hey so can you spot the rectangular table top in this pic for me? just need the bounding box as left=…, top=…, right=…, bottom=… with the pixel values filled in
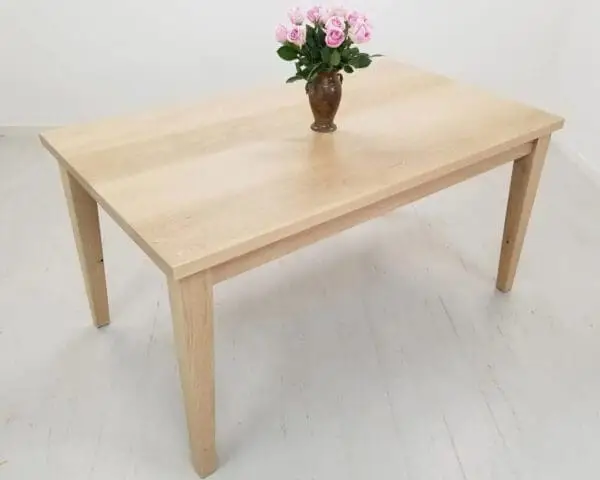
left=41, top=60, right=564, bottom=279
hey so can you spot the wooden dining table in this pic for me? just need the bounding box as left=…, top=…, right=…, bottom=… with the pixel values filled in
left=40, top=60, right=564, bottom=477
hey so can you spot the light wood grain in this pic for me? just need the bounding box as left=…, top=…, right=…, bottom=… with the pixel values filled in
left=60, top=167, right=110, bottom=327
left=497, top=136, right=551, bottom=292
left=168, top=271, right=216, bottom=478
left=213, top=142, right=534, bottom=283
left=40, top=60, right=564, bottom=280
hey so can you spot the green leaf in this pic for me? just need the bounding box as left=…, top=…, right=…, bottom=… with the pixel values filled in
left=351, top=53, right=372, bottom=68
left=286, top=75, right=303, bottom=83
left=301, top=44, right=313, bottom=63
left=330, top=50, right=341, bottom=67
left=307, top=63, right=323, bottom=82
left=297, top=63, right=311, bottom=79
left=348, top=47, right=360, bottom=56
left=358, top=57, right=372, bottom=68
left=277, top=45, right=299, bottom=61
left=369, top=54, right=384, bottom=58
left=315, top=27, right=325, bottom=46
left=343, top=65, right=354, bottom=74
left=320, top=47, right=331, bottom=64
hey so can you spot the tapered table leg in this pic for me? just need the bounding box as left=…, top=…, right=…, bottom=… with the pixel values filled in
left=497, top=136, right=551, bottom=292
left=168, top=271, right=216, bottom=478
left=60, top=167, right=110, bottom=327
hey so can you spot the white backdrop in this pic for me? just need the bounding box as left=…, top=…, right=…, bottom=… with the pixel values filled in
left=0, top=0, right=591, bottom=167
left=548, top=2, right=600, bottom=170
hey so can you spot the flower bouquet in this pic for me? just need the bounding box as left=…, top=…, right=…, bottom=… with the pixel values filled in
left=276, top=6, right=381, bottom=132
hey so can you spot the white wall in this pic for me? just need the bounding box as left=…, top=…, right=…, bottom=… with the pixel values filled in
left=0, top=0, right=569, bottom=126
left=550, top=2, right=600, bottom=170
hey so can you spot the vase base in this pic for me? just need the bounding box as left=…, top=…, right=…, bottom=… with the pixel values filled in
left=311, top=122, right=337, bottom=133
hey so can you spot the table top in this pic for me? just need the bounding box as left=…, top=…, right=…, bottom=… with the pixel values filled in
left=41, top=60, right=564, bottom=279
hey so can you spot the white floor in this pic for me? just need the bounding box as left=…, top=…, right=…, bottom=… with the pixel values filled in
left=1, top=134, right=600, bottom=480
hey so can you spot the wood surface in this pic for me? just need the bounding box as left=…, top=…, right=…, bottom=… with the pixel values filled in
left=40, top=60, right=564, bottom=280
left=60, top=167, right=110, bottom=327
left=497, top=136, right=551, bottom=292
left=168, top=271, right=216, bottom=478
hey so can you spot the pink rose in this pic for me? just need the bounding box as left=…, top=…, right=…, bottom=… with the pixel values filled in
left=287, top=24, right=307, bottom=47
left=306, top=5, right=321, bottom=24
left=346, top=10, right=364, bottom=26
left=325, top=15, right=345, bottom=31
left=287, top=6, right=304, bottom=25
left=349, top=21, right=372, bottom=44
left=275, top=24, right=288, bottom=43
left=325, top=27, right=345, bottom=48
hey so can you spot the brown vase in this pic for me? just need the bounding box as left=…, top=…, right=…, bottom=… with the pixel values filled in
left=306, top=71, right=343, bottom=133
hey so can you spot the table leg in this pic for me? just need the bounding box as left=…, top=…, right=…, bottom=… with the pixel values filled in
left=60, top=167, right=110, bottom=327
left=168, top=271, right=216, bottom=478
left=497, top=136, right=551, bottom=292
